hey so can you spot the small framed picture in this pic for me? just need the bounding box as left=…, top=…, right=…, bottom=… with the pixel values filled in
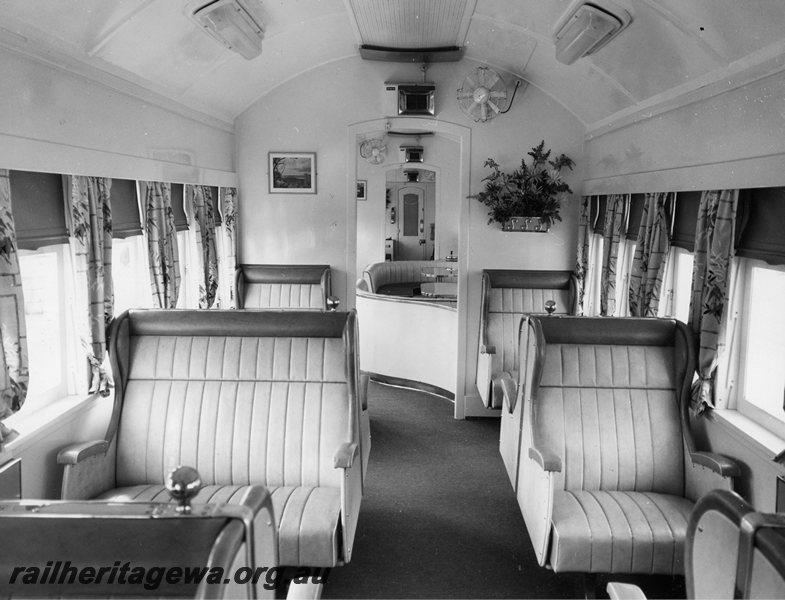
left=356, top=180, right=367, bottom=201
left=269, top=152, right=316, bottom=194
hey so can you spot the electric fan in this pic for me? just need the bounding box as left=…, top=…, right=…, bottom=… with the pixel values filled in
left=456, top=67, right=508, bottom=122
left=360, top=138, right=387, bottom=165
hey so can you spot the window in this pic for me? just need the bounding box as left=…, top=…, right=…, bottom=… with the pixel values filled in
left=112, top=237, right=152, bottom=314
left=670, top=248, right=694, bottom=323
left=15, top=246, right=75, bottom=411
left=737, top=261, right=785, bottom=437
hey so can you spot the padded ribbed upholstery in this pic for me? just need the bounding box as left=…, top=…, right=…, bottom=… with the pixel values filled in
left=96, top=484, right=341, bottom=567
left=539, top=344, right=683, bottom=495
left=551, top=490, right=691, bottom=574
left=539, top=341, right=687, bottom=574
left=235, top=264, right=331, bottom=310
left=104, top=333, right=348, bottom=567
left=478, top=270, right=577, bottom=409
left=487, top=287, right=572, bottom=374
left=243, top=283, right=324, bottom=309
left=363, top=260, right=449, bottom=294
left=62, top=309, right=365, bottom=571
left=116, top=335, right=349, bottom=489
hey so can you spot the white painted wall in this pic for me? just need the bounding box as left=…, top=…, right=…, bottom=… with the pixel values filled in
left=583, top=70, right=785, bottom=193
left=235, top=56, right=585, bottom=407
left=356, top=293, right=458, bottom=396
left=0, top=49, right=235, bottom=185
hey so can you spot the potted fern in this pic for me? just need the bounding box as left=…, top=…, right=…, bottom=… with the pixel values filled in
left=470, top=141, right=575, bottom=232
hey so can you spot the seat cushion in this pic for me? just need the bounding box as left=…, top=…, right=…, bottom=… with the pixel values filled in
left=95, top=484, right=342, bottom=567
left=549, top=490, right=692, bottom=574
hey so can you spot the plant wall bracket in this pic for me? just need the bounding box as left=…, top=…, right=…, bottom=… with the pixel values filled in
left=501, top=216, right=550, bottom=232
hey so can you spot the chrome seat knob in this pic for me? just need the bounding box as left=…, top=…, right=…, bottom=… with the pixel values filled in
left=544, top=300, right=557, bottom=315
left=165, top=466, right=202, bottom=514
left=326, top=296, right=341, bottom=311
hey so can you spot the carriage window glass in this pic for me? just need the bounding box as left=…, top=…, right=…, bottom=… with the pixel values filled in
left=18, top=247, right=67, bottom=408
left=740, top=265, right=785, bottom=427
left=112, top=237, right=153, bottom=314
left=671, top=248, right=694, bottom=324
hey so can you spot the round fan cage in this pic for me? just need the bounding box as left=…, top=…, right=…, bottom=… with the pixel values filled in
left=360, top=138, right=387, bottom=165
left=456, top=67, right=508, bottom=123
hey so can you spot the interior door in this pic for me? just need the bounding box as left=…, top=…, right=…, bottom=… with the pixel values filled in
left=397, top=186, right=426, bottom=260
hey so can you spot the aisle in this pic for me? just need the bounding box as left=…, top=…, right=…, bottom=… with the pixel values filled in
left=322, top=381, right=577, bottom=599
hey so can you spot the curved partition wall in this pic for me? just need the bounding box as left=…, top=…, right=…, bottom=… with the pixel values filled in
left=356, top=283, right=458, bottom=399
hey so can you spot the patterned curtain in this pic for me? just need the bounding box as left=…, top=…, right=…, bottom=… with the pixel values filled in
left=0, top=170, right=28, bottom=444
left=575, top=196, right=592, bottom=315
left=220, top=187, right=238, bottom=308
left=599, top=194, right=628, bottom=316
left=688, top=189, right=738, bottom=412
left=66, top=176, right=113, bottom=396
left=143, top=182, right=180, bottom=309
left=186, top=185, right=218, bottom=309
left=629, top=192, right=671, bottom=317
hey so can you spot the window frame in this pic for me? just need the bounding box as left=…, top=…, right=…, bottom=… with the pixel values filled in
left=11, top=244, right=80, bottom=418
left=731, top=257, right=785, bottom=439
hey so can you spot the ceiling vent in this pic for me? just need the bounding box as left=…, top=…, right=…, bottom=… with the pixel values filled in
left=552, top=0, right=631, bottom=65
left=188, top=0, right=265, bottom=60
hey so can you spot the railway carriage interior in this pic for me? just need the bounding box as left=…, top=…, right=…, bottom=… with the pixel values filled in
left=2, top=0, right=785, bottom=598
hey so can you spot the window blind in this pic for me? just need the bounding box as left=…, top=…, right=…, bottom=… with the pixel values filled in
left=9, top=170, right=68, bottom=250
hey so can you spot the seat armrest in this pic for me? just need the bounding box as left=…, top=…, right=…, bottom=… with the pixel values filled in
left=334, top=442, right=359, bottom=469
left=480, top=345, right=496, bottom=354
left=57, top=440, right=110, bottom=465
left=499, top=374, right=517, bottom=414
left=528, top=447, right=562, bottom=472
left=690, top=451, right=741, bottom=478
left=607, top=582, right=647, bottom=600
left=685, top=450, right=740, bottom=502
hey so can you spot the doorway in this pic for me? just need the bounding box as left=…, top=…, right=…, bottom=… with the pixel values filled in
left=386, top=169, right=436, bottom=261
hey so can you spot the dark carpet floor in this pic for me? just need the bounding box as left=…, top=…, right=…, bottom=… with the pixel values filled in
left=322, top=381, right=579, bottom=599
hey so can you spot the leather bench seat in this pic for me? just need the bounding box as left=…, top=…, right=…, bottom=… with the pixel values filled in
left=235, top=264, right=333, bottom=310
left=362, top=260, right=451, bottom=295
left=58, top=309, right=365, bottom=573
left=518, top=316, right=740, bottom=580
left=97, top=484, right=342, bottom=567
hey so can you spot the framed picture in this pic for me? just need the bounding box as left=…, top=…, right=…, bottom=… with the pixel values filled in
left=269, top=152, right=316, bottom=193
left=356, top=180, right=367, bottom=201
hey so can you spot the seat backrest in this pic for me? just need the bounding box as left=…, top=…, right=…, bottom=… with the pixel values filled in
left=480, top=270, right=577, bottom=374
left=235, top=264, right=331, bottom=309
left=362, top=260, right=449, bottom=294
left=109, top=309, right=360, bottom=490
left=0, top=495, right=267, bottom=598
left=528, top=316, right=694, bottom=495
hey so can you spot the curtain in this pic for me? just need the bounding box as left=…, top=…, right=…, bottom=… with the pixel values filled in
left=688, top=189, right=738, bottom=412
left=186, top=185, right=218, bottom=309
left=143, top=182, right=181, bottom=309
left=629, top=192, right=671, bottom=317
left=575, top=196, right=592, bottom=315
left=0, top=170, right=28, bottom=444
left=66, top=176, right=113, bottom=396
left=219, top=187, right=238, bottom=308
left=599, top=194, right=628, bottom=316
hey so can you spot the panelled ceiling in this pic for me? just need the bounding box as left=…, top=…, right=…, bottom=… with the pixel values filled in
left=346, top=0, right=474, bottom=49
left=1, top=0, right=784, bottom=129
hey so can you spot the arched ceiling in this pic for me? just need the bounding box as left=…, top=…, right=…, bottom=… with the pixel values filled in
left=1, top=0, right=784, bottom=130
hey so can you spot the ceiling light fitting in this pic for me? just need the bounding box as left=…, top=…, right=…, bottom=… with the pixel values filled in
left=188, top=0, right=265, bottom=60
left=552, top=0, right=631, bottom=65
